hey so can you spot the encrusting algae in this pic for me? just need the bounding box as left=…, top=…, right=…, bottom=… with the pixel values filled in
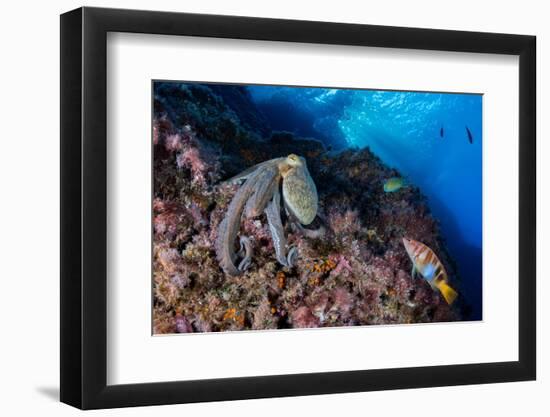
left=152, top=82, right=466, bottom=334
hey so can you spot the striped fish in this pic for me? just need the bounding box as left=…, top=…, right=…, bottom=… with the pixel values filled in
left=402, top=238, right=458, bottom=305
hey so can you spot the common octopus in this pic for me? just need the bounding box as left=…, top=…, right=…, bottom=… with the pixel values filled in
left=216, top=154, right=318, bottom=276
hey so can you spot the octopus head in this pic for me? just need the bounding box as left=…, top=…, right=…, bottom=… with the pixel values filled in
left=286, top=154, right=303, bottom=167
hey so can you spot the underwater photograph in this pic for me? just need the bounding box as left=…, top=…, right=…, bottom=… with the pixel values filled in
left=152, top=80, right=482, bottom=334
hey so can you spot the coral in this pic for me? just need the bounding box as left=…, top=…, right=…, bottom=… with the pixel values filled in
left=152, top=82, right=463, bottom=335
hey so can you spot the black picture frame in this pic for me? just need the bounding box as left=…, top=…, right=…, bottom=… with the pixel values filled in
left=60, top=6, right=536, bottom=410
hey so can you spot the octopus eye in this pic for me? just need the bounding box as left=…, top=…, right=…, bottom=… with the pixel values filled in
left=287, top=154, right=301, bottom=165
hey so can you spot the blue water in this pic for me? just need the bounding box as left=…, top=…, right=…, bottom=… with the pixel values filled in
left=247, top=85, right=482, bottom=320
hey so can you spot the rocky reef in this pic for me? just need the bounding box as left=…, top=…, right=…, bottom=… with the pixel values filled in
left=152, top=82, right=463, bottom=334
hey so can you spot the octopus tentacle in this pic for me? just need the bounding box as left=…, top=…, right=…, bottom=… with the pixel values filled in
left=224, top=158, right=283, bottom=185
left=244, top=164, right=279, bottom=218
left=292, top=221, right=326, bottom=239
left=287, top=245, right=298, bottom=267
left=285, top=204, right=326, bottom=238
left=237, top=236, right=253, bottom=272
left=265, top=185, right=293, bottom=268
left=215, top=168, right=263, bottom=276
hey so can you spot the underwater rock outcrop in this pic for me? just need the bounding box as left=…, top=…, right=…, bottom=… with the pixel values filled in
left=152, top=82, right=463, bottom=334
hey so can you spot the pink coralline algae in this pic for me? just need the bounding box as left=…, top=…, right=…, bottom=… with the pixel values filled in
left=164, top=133, right=183, bottom=152
left=175, top=315, right=194, bottom=333
left=176, top=147, right=204, bottom=172
left=330, top=255, right=353, bottom=277
left=291, top=306, right=321, bottom=328
left=152, top=82, right=463, bottom=334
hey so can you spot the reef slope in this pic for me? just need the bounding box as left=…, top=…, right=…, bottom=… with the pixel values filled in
left=152, top=82, right=462, bottom=333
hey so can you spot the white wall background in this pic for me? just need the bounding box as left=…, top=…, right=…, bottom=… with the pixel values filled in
left=0, top=0, right=545, bottom=415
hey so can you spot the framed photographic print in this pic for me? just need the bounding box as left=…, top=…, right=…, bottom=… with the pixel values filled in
left=60, top=7, right=536, bottom=409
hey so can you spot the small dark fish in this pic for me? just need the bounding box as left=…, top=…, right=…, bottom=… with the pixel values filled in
left=440, top=127, right=444, bottom=138
left=465, top=126, right=474, bottom=144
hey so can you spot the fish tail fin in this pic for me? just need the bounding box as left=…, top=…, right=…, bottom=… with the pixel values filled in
left=436, top=281, right=458, bottom=305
